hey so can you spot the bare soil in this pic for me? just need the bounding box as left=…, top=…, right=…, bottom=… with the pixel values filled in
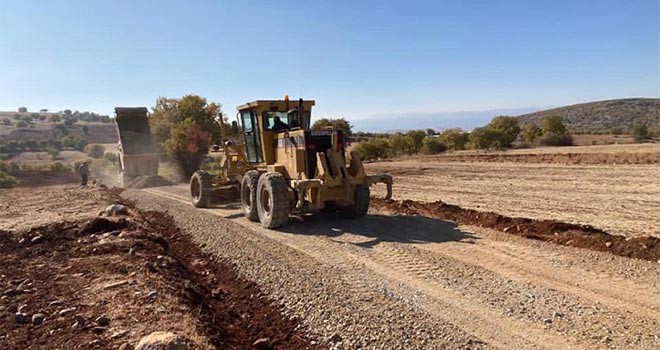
left=0, top=185, right=322, bottom=350
left=366, top=160, right=660, bottom=238
left=372, top=198, right=660, bottom=262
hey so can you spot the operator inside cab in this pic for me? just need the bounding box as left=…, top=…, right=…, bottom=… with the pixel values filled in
left=271, top=115, right=289, bottom=131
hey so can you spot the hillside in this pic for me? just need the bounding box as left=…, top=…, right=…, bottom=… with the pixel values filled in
left=516, top=98, right=660, bottom=133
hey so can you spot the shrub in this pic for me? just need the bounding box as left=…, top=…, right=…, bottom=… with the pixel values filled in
left=48, top=114, right=61, bottom=123
left=542, top=115, right=567, bottom=135
left=353, top=138, right=391, bottom=161
left=0, top=170, right=17, bottom=189
left=469, top=127, right=503, bottom=150
left=421, top=137, right=447, bottom=155
left=1, top=118, right=10, bottom=126
left=487, top=116, right=520, bottom=148
left=522, top=124, right=542, bottom=143
left=47, top=148, right=60, bottom=160
left=16, top=121, right=28, bottom=128
left=538, top=132, right=574, bottom=146
left=632, top=124, right=650, bottom=142
left=438, top=128, right=469, bottom=150
left=84, top=144, right=105, bottom=158
left=49, top=162, right=70, bottom=172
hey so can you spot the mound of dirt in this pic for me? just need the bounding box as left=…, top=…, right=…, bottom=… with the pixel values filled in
left=0, top=186, right=322, bottom=349
left=372, top=198, right=660, bottom=262
left=124, top=175, right=173, bottom=189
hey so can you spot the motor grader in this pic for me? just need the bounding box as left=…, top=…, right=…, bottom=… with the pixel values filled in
left=189, top=97, right=393, bottom=229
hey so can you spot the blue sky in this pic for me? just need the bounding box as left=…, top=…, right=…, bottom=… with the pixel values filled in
left=0, top=0, right=658, bottom=122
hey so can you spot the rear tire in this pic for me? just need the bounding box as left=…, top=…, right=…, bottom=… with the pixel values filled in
left=241, top=170, right=260, bottom=222
left=340, top=185, right=370, bottom=218
left=190, top=171, right=212, bottom=208
left=257, top=172, right=290, bottom=229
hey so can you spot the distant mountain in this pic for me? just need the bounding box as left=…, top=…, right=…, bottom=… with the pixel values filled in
left=516, top=98, right=660, bottom=133
left=352, top=107, right=546, bottom=132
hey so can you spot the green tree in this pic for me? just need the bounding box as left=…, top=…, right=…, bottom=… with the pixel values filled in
left=632, top=124, right=650, bottom=142
left=16, top=121, right=28, bottom=128
left=312, top=118, right=354, bottom=138
left=522, top=124, right=543, bottom=143
left=542, top=115, right=567, bottom=135
left=421, top=137, right=447, bottom=155
left=84, top=144, right=105, bottom=158
left=353, top=138, right=391, bottom=161
left=18, top=107, right=27, bottom=113
left=488, top=116, right=520, bottom=148
left=0, top=170, right=17, bottom=189
left=82, top=125, right=89, bottom=135
left=406, top=130, right=427, bottom=154
left=52, top=124, right=69, bottom=139
left=439, top=128, right=470, bottom=150
left=388, top=133, right=412, bottom=156
left=469, top=127, right=502, bottom=150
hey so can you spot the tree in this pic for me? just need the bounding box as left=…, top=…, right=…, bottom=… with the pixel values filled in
left=63, top=109, right=72, bottom=116
left=63, top=116, right=77, bottom=126
left=82, top=125, right=89, bottom=135
left=312, top=118, right=354, bottom=138
left=48, top=114, right=61, bottom=123
left=62, top=136, right=88, bottom=151
left=633, top=124, right=650, bottom=142
left=163, top=119, right=211, bottom=177
left=538, top=132, right=573, bottom=146
left=16, top=121, right=28, bottom=128
left=426, top=128, right=436, bottom=136
left=488, top=116, right=520, bottom=148
left=406, top=130, right=427, bottom=154
left=388, top=133, right=412, bottom=156
left=522, top=124, right=542, bottom=143
left=18, top=107, right=27, bottom=113
left=1, top=118, right=10, bottom=126
left=84, top=144, right=105, bottom=158
left=439, top=128, right=469, bottom=150
left=52, top=124, right=69, bottom=139
left=353, top=138, right=391, bottom=161
left=421, top=137, right=447, bottom=154
left=542, top=115, right=567, bottom=135
left=469, top=127, right=502, bottom=150
left=40, top=109, right=48, bottom=113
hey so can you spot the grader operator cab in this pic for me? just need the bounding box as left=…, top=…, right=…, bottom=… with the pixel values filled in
left=190, top=98, right=393, bottom=229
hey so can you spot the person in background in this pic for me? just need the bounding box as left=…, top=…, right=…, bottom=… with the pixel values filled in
left=78, top=161, right=90, bottom=187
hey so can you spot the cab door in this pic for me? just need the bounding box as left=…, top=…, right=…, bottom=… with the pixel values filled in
left=240, top=110, right=263, bottom=163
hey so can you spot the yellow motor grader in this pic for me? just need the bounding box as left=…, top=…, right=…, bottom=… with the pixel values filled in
left=190, top=97, right=393, bottom=229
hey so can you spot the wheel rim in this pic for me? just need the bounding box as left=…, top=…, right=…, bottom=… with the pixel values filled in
left=191, top=177, right=201, bottom=200
left=260, top=187, right=271, bottom=215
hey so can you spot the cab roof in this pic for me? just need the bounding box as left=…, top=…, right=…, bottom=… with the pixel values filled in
left=236, top=99, right=315, bottom=111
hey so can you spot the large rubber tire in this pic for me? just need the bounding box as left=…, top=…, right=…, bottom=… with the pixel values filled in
left=256, top=173, right=290, bottom=229
left=340, top=185, right=370, bottom=218
left=240, top=170, right=260, bottom=222
left=190, top=171, right=212, bottom=208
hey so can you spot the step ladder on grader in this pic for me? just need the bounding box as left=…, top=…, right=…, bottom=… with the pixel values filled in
left=190, top=97, right=393, bottom=229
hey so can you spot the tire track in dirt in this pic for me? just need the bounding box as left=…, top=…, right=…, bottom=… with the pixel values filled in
left=142, top=188, right=594, bottom=349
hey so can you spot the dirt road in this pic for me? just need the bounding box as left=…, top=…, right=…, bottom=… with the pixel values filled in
left=365, top=160, right=660, bottom=238
left=126, top=185, right=660, bottom=350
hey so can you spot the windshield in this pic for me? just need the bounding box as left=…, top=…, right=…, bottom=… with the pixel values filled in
left=262, top=111, right=297, bottom=131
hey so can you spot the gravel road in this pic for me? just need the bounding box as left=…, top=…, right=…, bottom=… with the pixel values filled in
left=124, top=185, right=660, bottom=350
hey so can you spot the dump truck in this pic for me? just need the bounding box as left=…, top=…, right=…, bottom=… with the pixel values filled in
left=190, top=98, right=392, bottom=229
left=114, top=107, right=159, bottom=186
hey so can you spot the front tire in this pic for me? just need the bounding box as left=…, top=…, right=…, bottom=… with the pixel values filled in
left=190, top=171, right=212, bottom=208
left=241, top=170, right=260, bottom=222
left=340, top=185, right=370, bottom=218
left=256, top=173, right=290, bottom=229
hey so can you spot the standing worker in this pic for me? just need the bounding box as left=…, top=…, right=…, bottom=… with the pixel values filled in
left=78, top=161, right=90, bottom=187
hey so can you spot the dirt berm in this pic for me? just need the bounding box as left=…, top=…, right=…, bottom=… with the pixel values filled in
left=372, top=198, right=660, bottom=262
left=0, top=186, right=322, bottom=349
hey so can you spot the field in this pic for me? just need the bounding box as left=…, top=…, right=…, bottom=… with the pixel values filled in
left=2, top=142, right=659, bottom=350
left=366, top=146, right=660, bottom=238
